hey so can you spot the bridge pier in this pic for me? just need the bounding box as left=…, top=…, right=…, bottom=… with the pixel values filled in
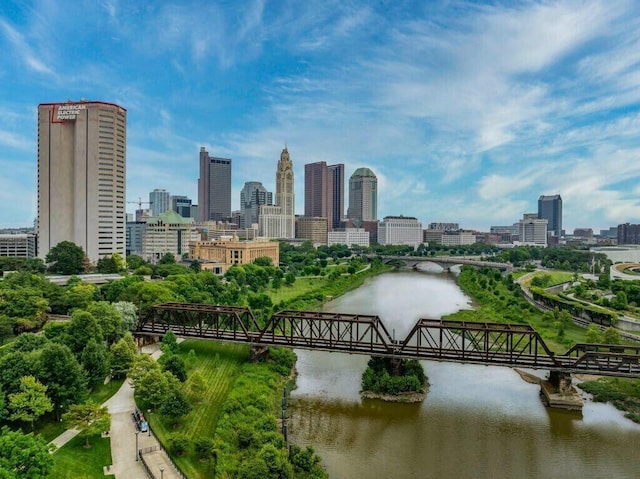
left=540, top=371, right=582, bottom=411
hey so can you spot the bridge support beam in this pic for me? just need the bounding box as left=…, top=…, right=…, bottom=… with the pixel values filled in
left=540, top=371, right=582, bottom=411
left=251, top=345, right=270, bottom=362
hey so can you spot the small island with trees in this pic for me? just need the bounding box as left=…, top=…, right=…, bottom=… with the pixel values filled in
left=361, top=357, right=428, bottom=403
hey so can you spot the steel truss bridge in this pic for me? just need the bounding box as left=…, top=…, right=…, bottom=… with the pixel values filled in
left=135, top=303, right=640, bottom=378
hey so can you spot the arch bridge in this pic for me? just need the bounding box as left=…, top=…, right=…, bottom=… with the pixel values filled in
left=373, top=255, right=512, bottom=272
left=135, top=303, right=640, bottom=378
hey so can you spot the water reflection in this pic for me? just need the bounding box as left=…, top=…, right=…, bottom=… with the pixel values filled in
left=289, top=271, right=640, bottom=479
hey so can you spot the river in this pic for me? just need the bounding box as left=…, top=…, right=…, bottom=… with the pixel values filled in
left=288, top=270, right=640, bottom=479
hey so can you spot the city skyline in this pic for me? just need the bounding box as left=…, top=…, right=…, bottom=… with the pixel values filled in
left=1, top=1, right=640, bottom=231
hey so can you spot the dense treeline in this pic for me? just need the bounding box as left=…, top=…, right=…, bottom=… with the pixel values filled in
left=211, top=348, right=327, bottom=479
left=494, top=246, right=611, bottom=271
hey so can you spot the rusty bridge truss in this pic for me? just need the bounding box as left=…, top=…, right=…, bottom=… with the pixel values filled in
left=135, top=303, right=640, bottom=378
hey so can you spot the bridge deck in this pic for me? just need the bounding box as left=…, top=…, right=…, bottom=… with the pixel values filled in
left=135, top=303, right=640, bottom=378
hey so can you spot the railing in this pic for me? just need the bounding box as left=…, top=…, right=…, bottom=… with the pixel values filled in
left=135, top=303, right=640, bottom=378
left=138, top=435, right=188, bottom=479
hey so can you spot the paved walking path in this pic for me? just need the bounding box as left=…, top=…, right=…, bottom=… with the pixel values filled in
left=48, top=342, right=182, bottom=478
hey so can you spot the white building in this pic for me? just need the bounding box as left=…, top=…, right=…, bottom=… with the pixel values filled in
left=378, top=216, right=422, bottom=248
left=37, top=100, right=126, bottom=263
left=142, top=210, right=200, bottom=263
left=518, top=213, right=548, bottom=246
left=441, top=231, right=476, bottom=246
left=0, top=234, right=37, bottom=258
left=328, top=228, right=370, bottom=247
left=258, top=205, right=290, bottom=239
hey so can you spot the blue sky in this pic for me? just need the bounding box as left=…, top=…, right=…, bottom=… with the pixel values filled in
left=1, top=0, right=640, bottom=232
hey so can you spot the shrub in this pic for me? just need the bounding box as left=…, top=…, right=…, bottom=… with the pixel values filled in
left=169, top=433, right=190, bottom=456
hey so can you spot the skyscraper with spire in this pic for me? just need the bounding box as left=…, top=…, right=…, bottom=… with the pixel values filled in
left=259, top=146, right=296, bottom=239
left=275, top=146, right=295, bottom=238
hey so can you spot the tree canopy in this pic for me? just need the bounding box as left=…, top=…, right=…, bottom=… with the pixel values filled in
left=45, top=241, right=86, bottom=275
left=0, top=426, right=53, bottom=479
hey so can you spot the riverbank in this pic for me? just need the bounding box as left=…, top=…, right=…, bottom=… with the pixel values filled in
left=269, top=261, right=393, bottom=310
left=451, top=267, right=640, bottom=421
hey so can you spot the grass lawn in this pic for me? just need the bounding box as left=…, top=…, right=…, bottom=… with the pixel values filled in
left=33, top=415, right=67, bottom=443
left=266, top=277, right=327, bottom=304
left=91, top=377, right=125, bottom=405
left=143, top=340, right=250, bottom=479
left=50, top=433, right=112, bottom=479
left=520, top=270, right=574, bottom=288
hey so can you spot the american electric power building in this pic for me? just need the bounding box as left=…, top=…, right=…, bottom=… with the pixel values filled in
left=37, top=101, right=127, bottom=263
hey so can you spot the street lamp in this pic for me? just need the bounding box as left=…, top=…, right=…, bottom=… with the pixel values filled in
left=148, top=409, right=152, bottom=436
left=160, top=466, right=165, bottom=479
left=135, top=431, right=140, bottom=461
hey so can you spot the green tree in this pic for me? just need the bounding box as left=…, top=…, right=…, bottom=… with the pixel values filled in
left=189, top=260, right=201, bottom=273
left=45, top=241, right=86, bottom=275
left=0, top=391, right=6, bottom=422
left=158, top=252, right=176, bottom=265
left=109, top=336, right=137, bottom=379
left=0, top=315, right=13, bottom=346
left=81, top=339, right=110, bottom=387
left=62, top=402, right=110, bottom=448
left=112, top=301, right=138, bottom=331
left=284, top=272, right=296, bottom=286
left=128, top=354, right=159, bottom=386
left=254, top=257, right=273, bottom=267
left=61, top=282, right=97, bottom=312
left=8, top=376, right=54, bottom=431
left=612, top=291, right=628, bottom=310
left=184, top=370, right=207, bottom=403
left=168, top=433, right=190, bottom=456
left=136, top=369, right=177, bottom=410
left=0, top=426, right=53, bottom=479
left=96, top=255, right=119, bottom=274
left=66, top=311, right=103, bottom=354
left=159, top=388, right=191, bottom=425
left=126, top=254, right=147, bottom=270
left=87, top=301, right=124, bottom=345
left=0, top=351, right=37, bottom=395
left=603, top=327, right=621, bottom=345
left=585, top=324, right=603, bottom=344
left=36, top=343, right=88, bottom=419
left=161, top=330, right=180, bottom=355
left=162, top=355, right=187, bottom=382
left=193, top=437, right=216, bottom=461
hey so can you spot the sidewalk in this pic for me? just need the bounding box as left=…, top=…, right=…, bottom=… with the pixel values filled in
left=48, top=341, right=182, bottom=478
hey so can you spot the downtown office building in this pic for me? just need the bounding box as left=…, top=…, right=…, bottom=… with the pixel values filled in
left=37, top=101, right=126, bottom=263
left=198, top=147, right=231, bottom=222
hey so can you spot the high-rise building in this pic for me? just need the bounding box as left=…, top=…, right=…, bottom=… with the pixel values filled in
left=304, top=162, right=344, bottom=230
left=328, top=164, right=345, bottom=229
left=519, top=213, right=548, bottom=245
left=198, top=147, right=231, bottom=222
left=538, top=194, right=562, bottom=238
left=149, top=189, right=170, bottom=217
left=347, top=167, right=377, bottom=223
left=275, top=147, right=295, bottom=238
left=37, top=100, right=126, bottom=263
left=618, top=223, right=640, bottom=245
left=171, top=195, right=193, bottom=218
left=240, top=182, right=272, bottom=228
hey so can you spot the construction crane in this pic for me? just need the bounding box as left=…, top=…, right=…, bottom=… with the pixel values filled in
left=127, top=197, right=153, bottom=209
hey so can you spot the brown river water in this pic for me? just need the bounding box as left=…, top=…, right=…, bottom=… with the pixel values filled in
left=288, top=271, right=640, bottom=479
